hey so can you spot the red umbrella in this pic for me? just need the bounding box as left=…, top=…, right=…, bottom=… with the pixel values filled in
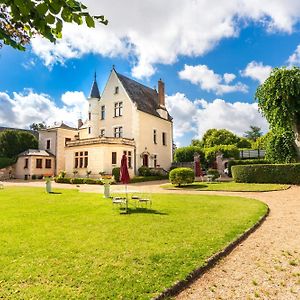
left=120, top=154, right=130, bottom=184
left=120, top=154, right=130, bottom=212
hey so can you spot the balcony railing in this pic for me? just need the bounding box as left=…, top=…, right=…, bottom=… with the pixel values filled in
left=65, top=136, right=135, bottom=147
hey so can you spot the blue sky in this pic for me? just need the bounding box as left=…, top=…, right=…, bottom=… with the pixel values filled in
left=1, top=0, right=300, bottom=146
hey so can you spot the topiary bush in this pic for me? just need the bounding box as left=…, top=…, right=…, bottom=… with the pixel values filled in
left=232, top=163, right=300, bottom=184
left=85, top=178, right=102, bottom=185
left=169, top=167, right=195, bottom=187
left=112, top=167, right=120, bottom=182
left=54, top=177, right=71, bottom=184
left=138, top=166, right=151, bottom=176
left=227, top=159, right=271, bottom=177
left=70, top=178, right=85, bottom=184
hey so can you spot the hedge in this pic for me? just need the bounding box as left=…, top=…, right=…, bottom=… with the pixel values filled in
left=169, top=167, right=195, bottom=186
left=54, top=177, right=103, bottom=185
left=0, top=157, right=16, bottom=169
left=227, top=159, right=270, bottom=177
left=130, top=175, right=168, bottom=183
left=232, top=163, right=300, bottom=184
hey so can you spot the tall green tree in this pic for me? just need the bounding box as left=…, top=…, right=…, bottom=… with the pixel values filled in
left=256, top=67, right=300, bottom=162
left=244, top=126, right=262, bottom=141
left=202, top=129, right=240, bottom=148
left=0, top=130, right=38, bottom=157
left=0, top=0, right=108, bottom=50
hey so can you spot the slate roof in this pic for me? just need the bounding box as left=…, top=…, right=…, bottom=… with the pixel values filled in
left=116, top=72, right=172, bottom=121
left=18, top=149, right=55, bottom=157
left=0, top=126, right=39, bottom=138
left=89, top=74, right=101, bottom=99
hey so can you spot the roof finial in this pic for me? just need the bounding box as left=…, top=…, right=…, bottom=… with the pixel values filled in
left=94, top=71, right=97, bottom=81
left=112, top=64, right=115, bottom=70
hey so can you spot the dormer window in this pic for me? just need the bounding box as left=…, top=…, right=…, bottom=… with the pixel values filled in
left=114, top=102, right=123, bottom=117
left=114, top=86, right=119, bottom=94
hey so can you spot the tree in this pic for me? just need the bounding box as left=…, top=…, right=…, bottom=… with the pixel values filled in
left=236, top=137, right=252, bottom=149
left=244, top=126, right=262, bottom=141
left=29, top=122, right=47, bottom=131
left=202, top=129, right=239, bottom=148
left=0, top=130, right=38, bottom=157
left=256, top=67, right=300, bottom=162
left=0, top=0, right=108, bottom=50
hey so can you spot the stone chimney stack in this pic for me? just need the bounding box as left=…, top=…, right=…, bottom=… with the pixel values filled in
left=78, top=118, right=83, bottom=129
left=158, top=79, right=165, bottom=107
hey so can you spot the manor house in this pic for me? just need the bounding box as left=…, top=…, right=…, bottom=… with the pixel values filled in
left=16, top=68, right=173, bottom=179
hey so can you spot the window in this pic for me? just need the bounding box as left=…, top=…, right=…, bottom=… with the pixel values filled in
left=153, top=129, right=157, bottom=144
left=114, top=102, right=123, bottom=117
left=24, top=158, right=28, bottom=169
left=123, top=150, right=132, bottom=168
left=88, top=112, right=91, bottom=120
left=114, top=126, right=123, bottom=138
left=88, top=127, right=91, bottom=134
left=162, top=132, right=167, bottom=146
left=65, top=138, right=71, bottom=146
left=112, top=152, right=117, bottom=165
left=153, top=155, right=157, bottom=168
left=114, top=86, right=119, bottom=94
left=45, top=159, right=52, bottom=169
left=74, top=151, right=88, bottom=168
left=46, top=139, right=51, bottom=150
left=101, top=105, right=105, bottom=120
left=36, top=159, right=42, bottom=169
left=100, top=129, right=105, bottom=137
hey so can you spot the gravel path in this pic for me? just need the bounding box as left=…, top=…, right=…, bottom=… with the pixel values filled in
left=2, top=180, right=300, bottom=299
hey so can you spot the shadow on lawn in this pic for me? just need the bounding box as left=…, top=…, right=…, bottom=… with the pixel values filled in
left=48, top=192, right=62, bottom=194
left=176, top=184, right=209, bottom=189
left=122, top=208, right=168, bottom=215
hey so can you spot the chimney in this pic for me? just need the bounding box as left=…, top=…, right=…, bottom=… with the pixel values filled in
left=78, top=118, right=83, bottom=129
left=158, top=79, right=165, bottom=107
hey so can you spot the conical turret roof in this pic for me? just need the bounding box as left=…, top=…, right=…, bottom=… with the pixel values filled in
left=89, top=72, right=100, bottom=99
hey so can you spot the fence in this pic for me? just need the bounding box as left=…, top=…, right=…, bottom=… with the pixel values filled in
left=239, top=149, right=265, bottom=159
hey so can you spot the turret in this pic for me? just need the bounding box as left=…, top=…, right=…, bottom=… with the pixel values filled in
left=88, top=72, right=100, bottom=137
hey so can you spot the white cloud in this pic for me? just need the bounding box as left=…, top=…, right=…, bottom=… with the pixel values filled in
left=166, top=93, right=269, bottom=144
left=30, top=0, right=300, bottom=78
left=178, top=64, right=248, bottom=95
left=0, top=90, right=88, bottom=128
left=241, top=61, right=272, bottom=83
left=287, top=45, right=300, bottom=65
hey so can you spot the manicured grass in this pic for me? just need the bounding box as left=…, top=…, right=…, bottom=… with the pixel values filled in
left=0, top=187, right=267, bottom=299
left=162, top=181, right=289, bottom=192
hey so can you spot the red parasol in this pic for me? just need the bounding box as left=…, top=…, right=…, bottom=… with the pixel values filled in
left=120, top=154, right=130, bottom=184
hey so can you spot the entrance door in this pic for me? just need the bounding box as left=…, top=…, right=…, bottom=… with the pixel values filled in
left=143, top=154, right=149, bottom=167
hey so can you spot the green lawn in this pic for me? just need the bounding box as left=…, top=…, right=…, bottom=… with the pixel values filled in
left=0, top=187, right=267, bottom=299
left=162, top=181, right=289, bottom=192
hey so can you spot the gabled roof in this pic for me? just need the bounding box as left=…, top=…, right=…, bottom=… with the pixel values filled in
left=89, top=73, right=101, bottom=99
left=115, top=72, right=172, bottom=121
left=39, top=122, right=77, bottom=131
left=18, top=149, right=55, bottom=157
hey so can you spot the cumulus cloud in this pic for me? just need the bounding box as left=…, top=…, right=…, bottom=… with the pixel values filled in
left=0, top=90, right=88, bottom=128
left=241, top=61, right=272, bottom=83
left=287, top=44, right=300, bottom=66
left=166, top=93, right=269, bottom=143
left=178, top=64, right=248, bottom=95
left=30, top=0, right=300, bottom=78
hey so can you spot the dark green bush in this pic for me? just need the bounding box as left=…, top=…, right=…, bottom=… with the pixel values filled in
left=232, top=163, right=300, bottom=184
left=85, top=178, right=102, bottom=185
left=207, top=169, right=220, bottom=180
left=70, top=178, right=85, bottom=184
left=174, top=146, right=205, bottom=163
left=0, top=157, right=16, bottom=169
left=138, top=166, right=151, bottom=176
left=112, top=167, right=120, bottom=182
left=204, top=145, right=239, bottom=166
left=227, top=159, right=270, bottom=177
left=31, top=175, right=36, bottom=180
left=169, top=167, right=195, bottom=186
left=55, top=177, right=71, bottom=184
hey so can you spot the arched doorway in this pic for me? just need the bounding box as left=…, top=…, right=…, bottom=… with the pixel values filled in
left=143, top=154, right=149, bottom=167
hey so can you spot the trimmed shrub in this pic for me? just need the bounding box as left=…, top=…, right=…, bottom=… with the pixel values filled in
left=138, top=166, right=151, bottom=176
left=32, top=175, right=36, bottom=180
left=54, top=177, right=71, bottom=184
left=207, top=169, right=220, bottom=180
left=70, top=178, right=85, bottom=184
left=227, top=159, right=270, bottom=177
left=169, top=167, right=195, bottom=186
left=232, top=163, right=300, bottom=184
left=85, top=178, right=103, bottom=185
left=112, top=167, right=120, bottom=182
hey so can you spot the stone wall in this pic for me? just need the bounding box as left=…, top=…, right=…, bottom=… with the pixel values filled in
left=0, top=165, right=14, bottom=180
